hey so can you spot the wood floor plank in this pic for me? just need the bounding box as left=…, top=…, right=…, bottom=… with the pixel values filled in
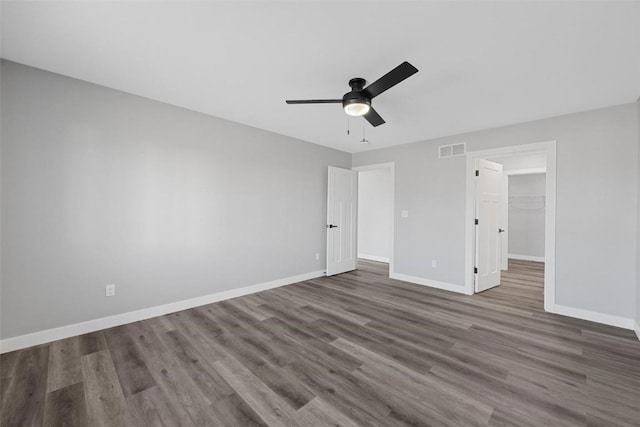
left=81, top=350, right=128, bottom=427
left=144, top=349, right=221, bottom=425
left=43, top=381, right=88, bottom=426
left=126, top=385, right=194, bottom=427
left=212, top=302, right=295, bottom=367
left=165, top=310, right=229, bottom=363
left=212, top=393, right=269, bottom=427
left=147, top=315, right=177, bottom=337
left=428, top=363, right=587, bottom=427
left=211, top=326, right=316, bottom=410
left=260, top=317, right=364, bottom=373
left=46, top=337, right=82, bottom=392
left=285, top=357, right=401, bottom=427
left=0, top=349, right=20, bottom=379
left=226, top=298, right=274, bottom=322
left=103, top=327, right=156, bottom=397
left=312, top=317, right=435, bottom=373
left=332, top=337, right=494, bottom=426
left=0, top=345, right=49, bottom=427
left=213, top=356, right=299, bottom=427
left=295, top=397, right=360, bottom=427
left=78, top=332, right=107, bottom=356
left=2, top=258, right=640, bottom=426
left=161, top=329, right=234, bottom=402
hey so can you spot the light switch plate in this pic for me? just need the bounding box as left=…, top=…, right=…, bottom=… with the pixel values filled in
left=106, top=284, right=115, bottom=297
left=401, top=210, right=409, bottom=218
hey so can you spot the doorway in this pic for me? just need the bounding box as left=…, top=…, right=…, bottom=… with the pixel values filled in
left=353, top=163, right=395, bottom=273
left=465, top=141, right=556, bottom=311
left=505, top=171, right=546, bottom=264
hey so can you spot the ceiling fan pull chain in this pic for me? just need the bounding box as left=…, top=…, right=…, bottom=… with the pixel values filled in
left=360, top=117, right=369, bottom=144
left=347, top=117, right=350, bottom=135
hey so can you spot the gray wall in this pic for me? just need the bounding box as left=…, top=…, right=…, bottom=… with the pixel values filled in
left=353, top=103, right=638, bottom=320
left=357, top=168, right=392, bottom=261
left=0, top=60, right=351, bottom=339
left=508, top=174, right=546, bottom=259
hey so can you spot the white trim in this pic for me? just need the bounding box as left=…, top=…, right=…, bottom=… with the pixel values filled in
left=353, top=162, right=395, bottom=277
left=352, top=162, right=395, bottom=172
left=635, top=321, right=640, bottom=341
left=466, top=140, right=557, bottom=312
left=550, top=304, right=635, bottom=330
left=508, top=253, right=545, bottom=262
left=358, top=253, right=390, bottom=263
left=504, top=168, right=546, bottom=176
left=390, top=272, right=471, bottom=295
left=0, top=270, right=324, bottom=354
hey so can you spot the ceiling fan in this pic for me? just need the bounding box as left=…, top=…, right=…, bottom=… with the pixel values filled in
left=285, top=61, right=419, bottom=127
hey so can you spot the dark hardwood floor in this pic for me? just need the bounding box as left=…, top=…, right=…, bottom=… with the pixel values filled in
left=2, top=259, right=639, bottom=426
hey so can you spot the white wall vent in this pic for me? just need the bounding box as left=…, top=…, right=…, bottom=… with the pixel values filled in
left=439, top=145, right=452, bottom=158
left=439, top=142, right=466, bottom=158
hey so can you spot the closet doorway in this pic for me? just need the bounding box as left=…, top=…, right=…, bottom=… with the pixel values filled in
left=465, top=141, right=556, bottom=312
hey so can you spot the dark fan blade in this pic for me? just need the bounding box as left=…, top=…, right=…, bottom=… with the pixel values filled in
left=364, top=107, right=385, bottom=127
left=285, top=99, right=342, bottom=104
left=363, top=61, right=418, bottom=99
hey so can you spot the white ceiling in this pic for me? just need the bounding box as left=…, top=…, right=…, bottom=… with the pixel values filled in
left=2, top=1, right=639, bottom=153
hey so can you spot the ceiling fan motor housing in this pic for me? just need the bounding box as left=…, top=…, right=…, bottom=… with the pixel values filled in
left=348, top=77, right=366, bottom=91
left=343, top=77, right=371, bottom=110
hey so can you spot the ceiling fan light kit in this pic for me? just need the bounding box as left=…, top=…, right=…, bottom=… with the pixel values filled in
left=286, top=61, right=418, bottom=128
left=344, top=100, right=370, bottom=117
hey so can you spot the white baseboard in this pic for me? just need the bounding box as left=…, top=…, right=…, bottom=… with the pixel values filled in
left=508, top=253, right=545, bottom=262
left=358, top=253, right=390, bottom=263
left=0, top=270, right=325, bottom=354
left=390, top=272, right=469, bottom=295
left=634, top=321, right=640, bottom=341
left=551, top=304, right=635, bottom=330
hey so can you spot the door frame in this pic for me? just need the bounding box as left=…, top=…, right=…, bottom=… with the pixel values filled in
left=352, top=162, right=395, bottom=276
left=500, top=173, right=509, bottom=271
left=465, top=141, right=556, bottom=312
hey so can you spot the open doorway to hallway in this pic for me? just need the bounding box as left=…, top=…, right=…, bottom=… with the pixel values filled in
left=353, top=163, right=394, bottom=272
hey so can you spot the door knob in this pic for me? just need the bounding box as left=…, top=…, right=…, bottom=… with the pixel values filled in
left=498, top=228, right=505, bottom=233
left=327, top=224, right=339, bottom=229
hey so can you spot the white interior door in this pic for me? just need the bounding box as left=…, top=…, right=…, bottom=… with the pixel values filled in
left=326, top=166, right=357, bottom=276
left=500, top=174, right=509, bottom=271
left=475, top=159, right=504, bottom=292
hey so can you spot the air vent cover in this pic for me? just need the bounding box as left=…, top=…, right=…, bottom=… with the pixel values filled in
left=439, top=145, right=452, bottom=158
left=439, top=142, right=466, bottom=158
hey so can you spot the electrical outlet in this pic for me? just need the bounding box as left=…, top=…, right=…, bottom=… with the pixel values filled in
left=105, top=284, right=115, bottom=297
left=431, top=260, right=437, bottom=268
left=315, top=252, right=320, bottom=261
